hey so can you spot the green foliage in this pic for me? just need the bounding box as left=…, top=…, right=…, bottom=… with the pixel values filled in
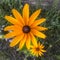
left=0, top=0, right=60, bottom=60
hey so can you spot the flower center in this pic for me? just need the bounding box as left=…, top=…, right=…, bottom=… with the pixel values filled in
left=22, top=26, right=31, bottom=33
left=36, top=47, right=40, bottom=51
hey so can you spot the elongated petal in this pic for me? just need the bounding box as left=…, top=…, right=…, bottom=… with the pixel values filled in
left=4, top=25, right=15, bottom=31
left=31, top=29, right=46, bottom=39
left=32, top=26, right=48, bottom=31
left=4, top=25, right=22, bottom=32
left=31, top=18, right=46, bottom=27
left=23, top=4, right=29, bottom=24
left=19, top=35, right=27, bottom=49
left=41, top=50, right=46, bottom=52
left=12, top=9, right=25, bottom=25
left=5, top=16, right=22, bottom=26
left=35, top=52, right=39, bottom=57
left=38, top=42, right=41, bottom=47
left=10, top=34, right=24, bottom=47
left=29, top=9, right=41, bottom=26
left=39, top=52, right=43, bottom=56
left=4, top=31, right=21, bottom=38
left=40, top=44, right=44, bottom=48
left=30, top=32, right=37, bottom=46
left=26, top=34, right=31, bottom=49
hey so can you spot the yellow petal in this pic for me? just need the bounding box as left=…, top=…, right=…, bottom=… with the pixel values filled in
left=4, top=25, right=22, bottom=32
left=32, top=26, right=48, bottom=31
left=12, top=9, right=25, bottom=25
left=29, top=9, right=41, bottom=26
left=38, top=42, right=41, bottom=47
left=31, top=18, right=46, bottom=27
left=5, top=16, right=22, bottom=26
left=34, top=51, right=38, bottom=56
left=41, top=50, right=46, bottom=52
left=31, top=29, right=46, bottom=39
left=30, top=49, right=34, bottom=54
left=30, top=32, right=37, bottom=46
left=10, top=34, right=24, bottom=47
left=35, top=52, right=39, bottom=57
left=19, top=34, right=27, bottom=49
left=39, top=52, right=43, bottom=56
left=26, top=34, right=31, bottom=49
left=11, top=25, right=22, bottom=32
left=40, top=44, right=45, bottom=48
left=23, top=4, right=29, bottom=24
left=4, top=31, right=21, bottom=39
left=4, top=25, right=15, bottom=31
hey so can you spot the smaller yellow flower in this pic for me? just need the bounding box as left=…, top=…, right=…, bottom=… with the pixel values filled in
left=30, top=42, right=46, bottom=57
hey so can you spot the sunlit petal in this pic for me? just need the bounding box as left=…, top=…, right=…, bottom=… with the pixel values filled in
left=19, top=34, right=27, bottom=49
left=5, top=16, right=22, bottom=26
left=23, top=4, right=29, bottom=24
left=41, top=50, right=46, bottom=52
left=29, top=9, right=41, bottom=26
left=4, top=31, right=22, bottom=38
left=4, top=25, right=15, bottom=31
left=10, top=34, right=24, bottom=47
left=26, top=34, right=31, bottom=49
left=12, top=9, right=25, bottom=25
left=30, top=32, right=37, bottom=46
left=32, top=26, right=48, bottom=31
left=31, top=29, right=46, bottom=39
left=31, top=18, right=46, bottom=27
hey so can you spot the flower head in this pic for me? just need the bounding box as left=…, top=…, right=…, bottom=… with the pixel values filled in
left=4, top=4, right=47, bottom=50
left=30, top=42, right=46, bottom=57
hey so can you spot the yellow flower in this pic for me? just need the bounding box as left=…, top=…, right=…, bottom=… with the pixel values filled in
left=30, top=42, right=46, bottom=57
left=4, top=4, right=47, bottom=50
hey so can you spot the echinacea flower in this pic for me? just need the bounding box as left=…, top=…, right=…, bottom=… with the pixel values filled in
left=30, top=42, right=46, bottom=57
left=4, top=4, right=47, bottom=50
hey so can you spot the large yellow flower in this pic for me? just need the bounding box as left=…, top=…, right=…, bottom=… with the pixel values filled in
left=30, top=42, right=46, bottom=57
left=4, top=4, right=47, bottom=50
